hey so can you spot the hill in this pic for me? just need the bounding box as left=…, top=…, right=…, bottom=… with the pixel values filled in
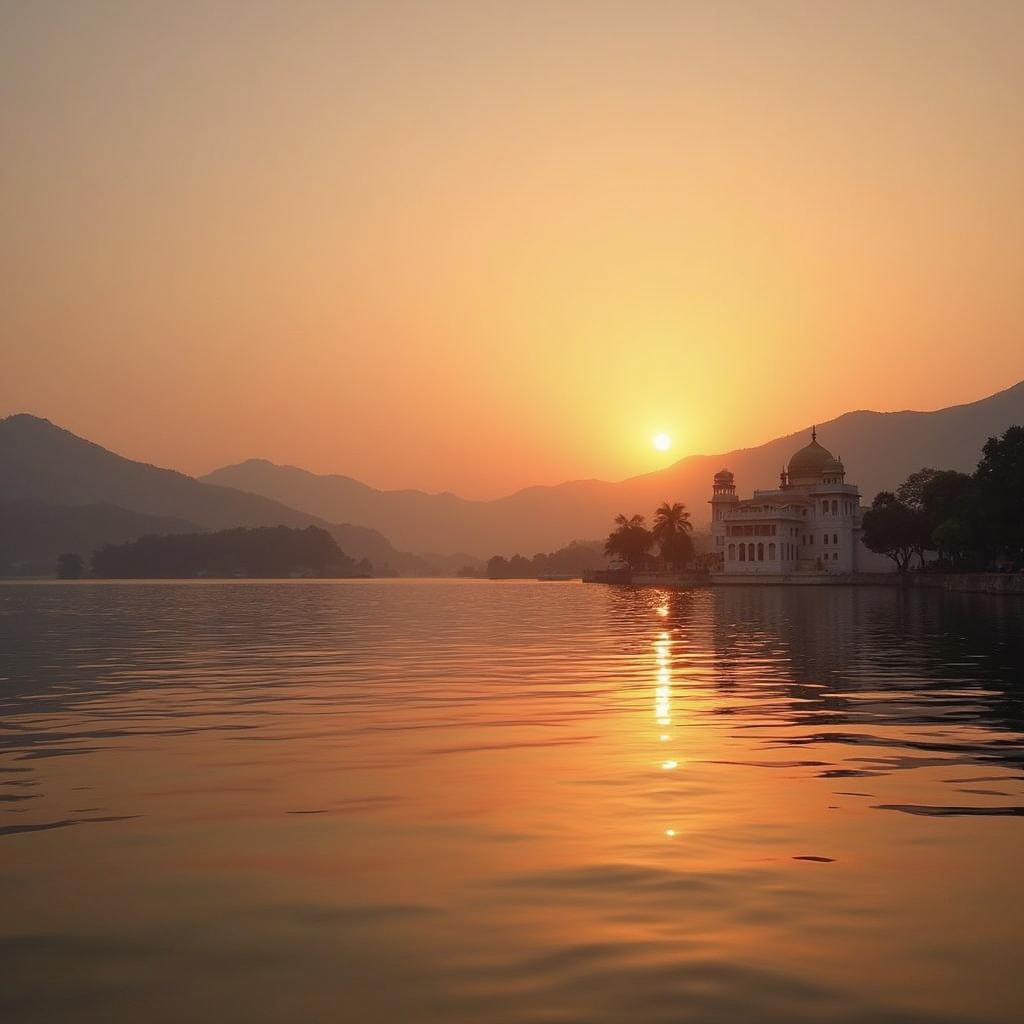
left=0, top=501, right=198, bottom=576
left=0, top=415, right=424, bottom=574
left=203, top=380, right=1024, bottom=556
left=91, top=525, right=360, bottom=579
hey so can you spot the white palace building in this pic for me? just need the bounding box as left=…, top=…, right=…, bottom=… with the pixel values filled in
left=710, top=429, right=893, bottom=576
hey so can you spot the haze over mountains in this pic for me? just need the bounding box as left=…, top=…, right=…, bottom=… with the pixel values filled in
left=2, top=379, right=1022, bottom=572
left=205, top=380, right=1024, bottom=556
left=0, top=414, right=431, bottom=575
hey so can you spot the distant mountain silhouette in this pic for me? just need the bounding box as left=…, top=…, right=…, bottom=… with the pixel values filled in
left=0, top=501, right=197, bottom=575
left=203, top=380, right=1024, bottom=556
left=0, top=414, right=425, bottom=574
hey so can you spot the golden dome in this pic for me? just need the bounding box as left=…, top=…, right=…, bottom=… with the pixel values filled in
left=787, top=428, right=835, bottom=482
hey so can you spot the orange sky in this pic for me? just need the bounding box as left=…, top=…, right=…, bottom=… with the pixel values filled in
left=2, top=1, right=1022, bottom=499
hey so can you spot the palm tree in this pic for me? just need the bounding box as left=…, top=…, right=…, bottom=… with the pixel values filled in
left=651, top=502, right=694, bottom=570
left=613, top=513, right=647, bottom=530
left=604, top=513, right=652, bottom=569
left=652, top=502, right=692, bottom=540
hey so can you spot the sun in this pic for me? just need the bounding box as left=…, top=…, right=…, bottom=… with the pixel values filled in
left=653, top=432, right=672, bottom=452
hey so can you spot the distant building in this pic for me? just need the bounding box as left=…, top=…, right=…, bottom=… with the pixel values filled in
left=710, top=429, right=893, bottom=575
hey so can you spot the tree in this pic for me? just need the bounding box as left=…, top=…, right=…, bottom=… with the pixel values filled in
left=651, top=502, right=694, bottom=570
left=486, top=555, right=510, bottom=579
left=541, top=540, right=605, bottom=574
left=604, top=513, right=652, bottom=569
left=483, top=540, right=604, bottom=579
left=975, top=426, right=1024, bottom=561
left=919, top=470, right=980, bottom=565
left=896, top=468, right=942, bottom=511
left=896, top=467, right=940, bottom=565
left=56, top=552, right=84, bottom=579
left=861, top=492, right=921, bottom=573
left=90, top=526, right=357, bottom=578
left=931, top=517, right=976, bottom=566
left=508, top=554, right=532, bottom=577
left=613, top=513, right=646, bottom=530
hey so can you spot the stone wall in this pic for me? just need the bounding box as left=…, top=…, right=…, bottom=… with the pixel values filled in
left=911, top=573, right=1024, bottom=595
left=701, top=572, right=1024, bottom=593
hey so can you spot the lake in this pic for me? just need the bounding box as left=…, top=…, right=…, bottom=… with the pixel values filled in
left=1, top=580, right=1021, bottom=1023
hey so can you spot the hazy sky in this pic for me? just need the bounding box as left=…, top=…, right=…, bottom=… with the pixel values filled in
left=2, top=1, right=1022, bottom=498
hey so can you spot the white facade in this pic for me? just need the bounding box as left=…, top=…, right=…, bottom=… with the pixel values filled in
left=710, top=430, right=894, bottom=576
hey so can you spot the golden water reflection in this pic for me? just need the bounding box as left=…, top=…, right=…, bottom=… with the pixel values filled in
left=0, top=580, right=1021, bottom=1024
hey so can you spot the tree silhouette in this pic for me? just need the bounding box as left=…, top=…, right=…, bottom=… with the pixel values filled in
left=976, top=426, right=1024, bottom=561
left=56, top=552, right=84, bottom=579
left=604, top=513, right=652, bottom=569
left=90, top=526, right=358, bottom=578
left=651, top=502, right=694, bottom=570
left=862, top=492, right=924, bottom=572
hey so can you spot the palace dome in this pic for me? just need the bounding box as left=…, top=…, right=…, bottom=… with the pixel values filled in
left=787, top=430, right=835, bottom=482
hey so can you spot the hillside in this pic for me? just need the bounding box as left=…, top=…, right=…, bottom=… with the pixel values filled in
left=203, top=380, right=1024, bottom=556
left=91, top=525, right=361, bottom=579
left=0, top=415, right=424, bottom=574
left=0, top=501, right=198, bottom=576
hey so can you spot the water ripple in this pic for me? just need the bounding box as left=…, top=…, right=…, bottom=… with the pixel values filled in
left=0, top=580, right=1021, bottom=1024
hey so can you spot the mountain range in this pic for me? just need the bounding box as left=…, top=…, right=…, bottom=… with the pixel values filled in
left=2, top=379, right=1022, bottom=571
left=0, top=414, right=434, bottom=575
left=204, top=380, right=1024, bottom=556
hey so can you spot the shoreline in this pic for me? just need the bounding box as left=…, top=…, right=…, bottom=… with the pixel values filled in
left=623, top=571, right=1024, bottom=596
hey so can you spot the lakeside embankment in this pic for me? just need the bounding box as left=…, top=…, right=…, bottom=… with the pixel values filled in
left=913, top=573, right=1024, bottom=595
left=623, top=572, right=1024, bottom=595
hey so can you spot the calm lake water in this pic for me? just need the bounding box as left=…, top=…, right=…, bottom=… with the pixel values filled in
left=1, top=580, right=1022, bottom=1023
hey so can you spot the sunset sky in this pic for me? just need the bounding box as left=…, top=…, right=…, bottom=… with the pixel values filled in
left=2, top=1, right=1023, bottom=499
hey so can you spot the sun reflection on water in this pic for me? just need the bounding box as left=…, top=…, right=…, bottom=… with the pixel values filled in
left=1, top=581, right=1022, bottom=1024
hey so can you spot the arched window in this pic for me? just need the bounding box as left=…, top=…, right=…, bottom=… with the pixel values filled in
left=728, top=543, right=735, bottom=560
left=831, top=500, right=838, bottom=514
left=738, top=544, right=745, bottom=561
left=748, top=543, right=755, bottom=561
left=769, top=543, right=776, bottom=559
left=822, top=500, right=829, bottom=515
left=757, top=542, right=764, bottom=561
left=833, top=534, right=839, bottom=545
